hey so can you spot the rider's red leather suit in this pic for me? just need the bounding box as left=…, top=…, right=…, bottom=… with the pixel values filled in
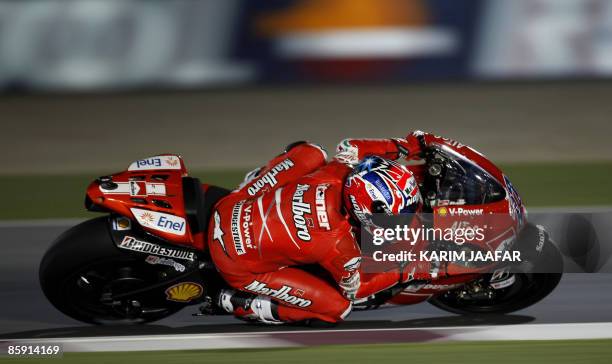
left=207, top=136, right=422, bottom=323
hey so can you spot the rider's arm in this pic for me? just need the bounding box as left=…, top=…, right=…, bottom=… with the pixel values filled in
left=333, top=131, right=426, bottom=165
left=235, top=141, right=328, bottom=198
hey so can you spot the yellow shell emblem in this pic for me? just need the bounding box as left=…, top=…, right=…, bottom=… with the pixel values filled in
left=438, top=207, right=448, bottom=217
left=165, top=282, right=203, bottom=302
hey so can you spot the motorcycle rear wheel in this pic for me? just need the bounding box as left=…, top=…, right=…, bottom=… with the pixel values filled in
left=39, top=217, right=185, bottom=324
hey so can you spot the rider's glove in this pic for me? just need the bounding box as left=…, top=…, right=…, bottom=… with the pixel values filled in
left=394, top=130, right=427, bottom=160
left=339, top=271, right=361, bottom=301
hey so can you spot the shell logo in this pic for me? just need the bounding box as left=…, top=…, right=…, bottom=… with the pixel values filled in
left=165, top=282, right=203, bottom=302
left=438, top=207, right=448, bottom=217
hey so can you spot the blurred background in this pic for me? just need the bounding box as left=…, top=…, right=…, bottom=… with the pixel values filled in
left=1, top=4, right=612, bottom=358
left=3, top=0, right=612, bottom=90
left=1, top=0, right=612, bottom=218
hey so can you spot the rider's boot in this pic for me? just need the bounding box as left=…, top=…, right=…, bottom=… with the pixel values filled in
left=217, top=289, right=283, bottom=325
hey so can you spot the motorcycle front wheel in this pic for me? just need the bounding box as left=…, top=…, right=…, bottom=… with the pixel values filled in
left=428, top=272, right=562, bottom=315
left=429, top=223, right=563, bottom=315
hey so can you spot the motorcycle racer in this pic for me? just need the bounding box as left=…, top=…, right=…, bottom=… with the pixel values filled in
left=208, top=132, right=428, bottom=324
left=43, top=128, right=558, bottom=327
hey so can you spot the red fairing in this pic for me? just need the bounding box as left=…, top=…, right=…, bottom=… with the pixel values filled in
left=85, top=154, right=205, bottom=250
left=417, top=131, right=527, bottom=241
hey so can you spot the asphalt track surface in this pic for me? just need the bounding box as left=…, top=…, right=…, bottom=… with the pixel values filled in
left=1, top=214, right=611, bottom=340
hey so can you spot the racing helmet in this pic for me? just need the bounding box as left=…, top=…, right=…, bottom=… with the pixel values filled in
left=343, top=156, right=422, bottom=231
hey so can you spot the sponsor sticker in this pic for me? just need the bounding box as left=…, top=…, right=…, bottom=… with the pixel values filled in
left=504, top=175, right=525, bottom=228
left=364, top=172, right=393, bottom=204
left=241, top=201, right=255, bottom=250
left=438, top=206, right=483, bottom=217
left=247, top=159, right=294, bottom=196
left=165, top=282, right=203, bottom=302
left=490, top=275, right=516, bottom=290
left=100, top=182, right=166, bottom=197
left=228, top=200, right=257, bottom=255
left=99, top=182, right=130, bottom=195
left=292, top=184, right=312, bottom=241
left=244, top=280, right=312, bottom=307
left=535, top=225, right=546, bottom=253
left=230, top=202, right=247, bottom=255
left=129, top=181, right=145, bottom=196
left=129, top=181, right=166, bottom=197
left=403, top=283, right=463, bottom=293
left=491, top=267, right=511, bottom=282
left=404, top=177, right=420, bottom=206
left=145, top=255, right=186, bottom=272
left=441, top=137, right=465, bottom=149
left=315, top=184, right=331, bottom=230
left=490, top=268, right=516, bottom=290
left=128, top=156, right=181, bottom=171
left=131, top=208, right=186, bottom=236
left=118, top=236, right=195, bottom=261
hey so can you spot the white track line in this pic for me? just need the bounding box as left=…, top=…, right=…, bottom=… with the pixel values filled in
left=2, top=322, right=612, bottom=352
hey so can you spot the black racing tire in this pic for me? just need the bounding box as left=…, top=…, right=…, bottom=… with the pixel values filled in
left=428, top=273, right=562, bottom=315
left=429, top=223, right=563, bottom=315
left=39, top=217, right=184, bottom=324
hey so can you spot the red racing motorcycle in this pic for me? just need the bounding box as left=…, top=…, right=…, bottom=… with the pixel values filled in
left=39, top=142, right=563, bottom=324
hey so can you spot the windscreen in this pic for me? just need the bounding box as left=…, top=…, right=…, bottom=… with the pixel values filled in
left=433, top=147, right=506, bottom=205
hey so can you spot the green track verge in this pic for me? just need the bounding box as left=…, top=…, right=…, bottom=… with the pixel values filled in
left=2, top=162, right=612, bottom=220
left=3, top=339, right=612, bottom=364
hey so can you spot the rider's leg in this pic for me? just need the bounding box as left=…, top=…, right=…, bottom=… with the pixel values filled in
left=219, top=267, right=352, bottom=324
